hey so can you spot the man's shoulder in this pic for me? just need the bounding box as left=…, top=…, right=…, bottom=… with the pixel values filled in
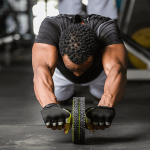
left=81, top=14, right=112, bottom=32
left=82, top=14, right=111, bottom=22
left=45, top=14, right=74, bottom=30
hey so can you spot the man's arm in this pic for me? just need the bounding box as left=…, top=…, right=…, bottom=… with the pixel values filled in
left=98, top=44, right=128, bottom=108
left=32, top=43, right=58, bottom=108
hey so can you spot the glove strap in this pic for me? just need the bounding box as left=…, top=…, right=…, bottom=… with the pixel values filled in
left=96, top=106, right=115, bottom=111
left=43, top=103, right=60, bottom=109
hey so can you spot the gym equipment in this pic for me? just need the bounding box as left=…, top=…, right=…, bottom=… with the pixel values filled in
left=127, top=52, right=147, bottom=69
left=118, top=0, right=150, bottom=76
left=121, top=32, right=150, bottom=79
left=132, top=28, right=150, bottom=48
left=72, top=97, right=85, bottom=144
left=127, top=28, right=150, bottom=69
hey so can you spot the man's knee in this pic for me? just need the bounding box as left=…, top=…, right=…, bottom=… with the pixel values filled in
left=94, top=96, right=100, bottom=101
left=57, top=99, right=69, bottom=105
left=56, top=94, right=74, bottom=105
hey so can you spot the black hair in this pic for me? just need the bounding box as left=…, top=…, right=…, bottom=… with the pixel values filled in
left=59, top=23, right=98, bottom=64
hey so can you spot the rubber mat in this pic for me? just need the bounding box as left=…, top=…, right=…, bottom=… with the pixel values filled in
left=0, top=125, right=150, bottom=150
left=0, top=66, right=150, bottom=149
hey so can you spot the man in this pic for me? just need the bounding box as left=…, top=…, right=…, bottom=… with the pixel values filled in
left=32, top=14, right=127, bottom=134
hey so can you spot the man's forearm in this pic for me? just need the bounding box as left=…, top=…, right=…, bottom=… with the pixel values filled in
left=98, top=64, right=127, bottom=108
left=33, top=66, right=57, bottom=108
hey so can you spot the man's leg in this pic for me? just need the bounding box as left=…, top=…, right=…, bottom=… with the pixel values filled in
left=81, top=70, right=107, bottom=101
left=53, top=68, right=75, bottom=105
left=94, top=96, right=100, bottom=102
left=58, top=0, right=82, bottom=14
left=88, top=70, right=107, bottom=101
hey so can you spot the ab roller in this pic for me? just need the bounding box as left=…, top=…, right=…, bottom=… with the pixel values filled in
left=72, top=97, right=85, bottom=144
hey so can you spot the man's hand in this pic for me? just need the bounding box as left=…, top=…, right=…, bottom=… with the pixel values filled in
left=85, top=106, right=115, bottom=132
left=41, top=103, right=72, bottom=134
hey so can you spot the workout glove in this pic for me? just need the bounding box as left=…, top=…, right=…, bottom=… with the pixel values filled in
left=85, top=106, right=116, bottom=131
left=41, top=103, right=72, bottom=134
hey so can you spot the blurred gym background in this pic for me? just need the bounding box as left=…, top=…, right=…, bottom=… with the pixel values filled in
left=0, top=0, right=150, bottom=76
left=0, top=0, right=150, bottom=80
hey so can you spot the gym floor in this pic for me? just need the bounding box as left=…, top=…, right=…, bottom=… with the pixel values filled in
left=0, top=65, right=150, bottom=150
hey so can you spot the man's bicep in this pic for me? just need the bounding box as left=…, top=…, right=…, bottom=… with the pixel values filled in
left=32, top=43, right=58, bottom=73
left=102, top=44, right=128, bottom=75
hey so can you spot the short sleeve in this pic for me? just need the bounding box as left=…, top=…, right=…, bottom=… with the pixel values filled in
left=97, top=20, right=123, bottom=47
left=34, top=17, right=60, bottom=47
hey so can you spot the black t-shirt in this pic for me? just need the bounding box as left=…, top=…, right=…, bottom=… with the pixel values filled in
left=35, top=14, right=123, bottom=84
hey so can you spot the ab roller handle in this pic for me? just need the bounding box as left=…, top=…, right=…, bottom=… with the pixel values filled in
left=41, top=98, right=115, bottom=144
left=72, top=97, right=85, bottom=144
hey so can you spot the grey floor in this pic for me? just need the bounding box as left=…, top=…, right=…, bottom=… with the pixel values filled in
left=0, top=66, right=150, bottom=150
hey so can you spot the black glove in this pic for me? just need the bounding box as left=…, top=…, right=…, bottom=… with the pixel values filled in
left=85, top=106, right=116, bottom=131
left=41, top=103, right=72, bottom=134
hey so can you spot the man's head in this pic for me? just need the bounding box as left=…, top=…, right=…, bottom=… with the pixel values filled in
left=59, top=24, right=98, bottom=76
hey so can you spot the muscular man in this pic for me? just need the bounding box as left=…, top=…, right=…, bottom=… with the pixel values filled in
left=32, top=14, right=127, bottom=134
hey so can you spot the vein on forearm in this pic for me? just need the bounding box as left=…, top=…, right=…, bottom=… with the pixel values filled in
left=100, top=65, right=127, bottom=107
left=42, top=72, right=54, bottom=93
left=33, top=68, right=56, bottom=107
